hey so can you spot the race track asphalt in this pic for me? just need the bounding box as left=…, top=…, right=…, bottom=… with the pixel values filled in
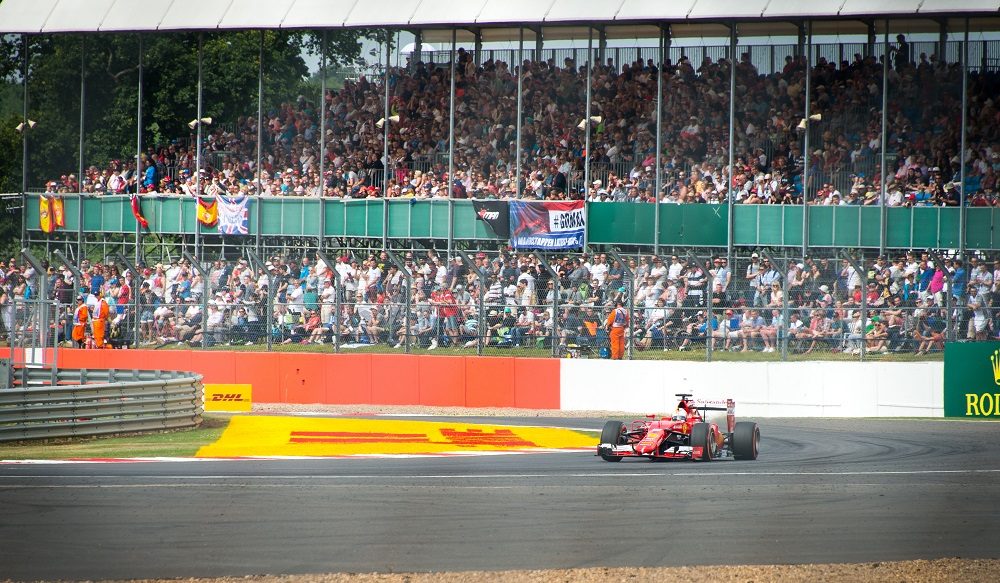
left=0, top=417, right=998, bottom=580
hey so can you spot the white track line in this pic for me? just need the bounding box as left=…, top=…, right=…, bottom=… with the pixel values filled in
left=1, top=469, right=998, bottom=479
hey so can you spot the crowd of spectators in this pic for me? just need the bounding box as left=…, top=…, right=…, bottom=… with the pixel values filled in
left=37, top=38, right=1000, bottom=208
left=2, top=248, right=998, bottom=357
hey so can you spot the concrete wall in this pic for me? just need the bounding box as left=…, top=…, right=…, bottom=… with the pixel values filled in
left=559, top=360, right=944, bottom=417
left=54, top=348, right=944, bottom=417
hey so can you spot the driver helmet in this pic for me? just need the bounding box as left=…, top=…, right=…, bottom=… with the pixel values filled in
left=671, top=408, right=687, bottom=421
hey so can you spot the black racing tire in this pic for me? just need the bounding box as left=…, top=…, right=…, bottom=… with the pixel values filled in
left=690, top=422, right=714, bottom=461
left=599, top=420, right=626, bottom=462
left=733, top=421, right=760, bottom=460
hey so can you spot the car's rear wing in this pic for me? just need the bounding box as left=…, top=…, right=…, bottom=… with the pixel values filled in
left=692, top=398, right=736, bottom=433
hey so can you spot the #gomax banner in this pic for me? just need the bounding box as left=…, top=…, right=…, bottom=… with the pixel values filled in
left=509, top=200, right=586, bottom=250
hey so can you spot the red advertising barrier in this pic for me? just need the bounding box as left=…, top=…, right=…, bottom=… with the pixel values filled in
left=54, top=349, right=561, bottom=409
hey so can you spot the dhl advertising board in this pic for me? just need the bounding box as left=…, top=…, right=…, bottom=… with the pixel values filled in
left=204, top=384, right=252, bottom=412
left=944, top=342, right=1000, bottom=418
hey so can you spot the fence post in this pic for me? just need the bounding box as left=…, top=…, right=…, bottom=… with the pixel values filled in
left=314, top=251, right=342, bottom=353
left=533, top=253, right=560, bottom=358
left=457, top=249, right=487, bottom=356
left=245, top=250, right=275, bottom=352
left=384, top=250, right=412, bottom=354
left=840, top=250, right=867, bottom=361
left=606, top=249, right=634, bottom=360
left=109, top=252, right=142, bottom=350
left=182, top=251, right=210, bottom=351
left=930, top=251, right=953, bottom=343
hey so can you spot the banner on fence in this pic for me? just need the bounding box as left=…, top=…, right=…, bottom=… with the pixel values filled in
left=218, top=195, right=249, bottom=235
left=197, top=196, right=219, bottom=227
left=509, top=200, right=586, bottom=250
left=472, top=200, right=510, bottom=237
left=943, top=341, right=1000, bottom=418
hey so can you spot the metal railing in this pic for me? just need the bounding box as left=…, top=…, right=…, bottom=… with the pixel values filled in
left=0, top=366, right=203, bottom=442
left=21, top=248, right=983, bottom=362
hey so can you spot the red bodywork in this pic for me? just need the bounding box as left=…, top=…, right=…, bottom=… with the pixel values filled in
left=598, top=396, right=736, bottom=461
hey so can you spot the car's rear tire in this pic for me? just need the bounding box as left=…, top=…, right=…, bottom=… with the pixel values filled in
left=599, top=420, right=626, bottom=462
left=690, top=422, right=714, bottom=461
left=733, top=421, right=760, bottom=460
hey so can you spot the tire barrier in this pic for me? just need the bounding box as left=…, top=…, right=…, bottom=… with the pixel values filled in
left=0, top=367, right=203, bottom=442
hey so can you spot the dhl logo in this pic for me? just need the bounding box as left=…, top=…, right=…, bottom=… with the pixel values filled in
left=290, top=428, right=537, bottom=448
left=211, top=393, right=248, bottom=402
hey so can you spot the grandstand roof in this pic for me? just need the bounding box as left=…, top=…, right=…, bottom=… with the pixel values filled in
left=1, top=0, right=998, bottom=34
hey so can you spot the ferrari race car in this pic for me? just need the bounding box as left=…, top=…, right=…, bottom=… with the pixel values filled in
left=597, top=393, right=760, bottom=462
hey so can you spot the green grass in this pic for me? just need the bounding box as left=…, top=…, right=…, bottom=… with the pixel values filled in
left=0, top=415, right=230, bottom=460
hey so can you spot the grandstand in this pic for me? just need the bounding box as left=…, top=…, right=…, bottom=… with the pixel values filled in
left=1, top=0, right=998, bottom=361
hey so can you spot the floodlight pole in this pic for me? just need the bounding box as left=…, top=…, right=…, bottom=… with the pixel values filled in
left=879, top=21, right=889, bottom=257
left=256, top=29, right=264, bottom=254
left=315, top=250, right=343, bottom=353
left=516, top=27, right=523, bottom=199
left=654, top=26, right=664, bottom=255
left=727, top=23, right=737, bottom=263
left=801, top=20, right=812, bottom=260
left=457, top=249, right=487, bottom=355
left=136, top=34, right=144, bottom=265
left=21, top=34, right=29, bottom=250
left=194, top=32, right=204, bottom=259
left=318, top=30, right=328, bottom=252
left=447, top=29, right=457, bottom=258
left=382, top=34, right=391, bottom=250
left=78, top=37, right=86, bottom=198
left=78, top=36, right=86, bottom=261
left=583, top=27, right=593, bottom=229
left=959, top=19, right=969, bottom=259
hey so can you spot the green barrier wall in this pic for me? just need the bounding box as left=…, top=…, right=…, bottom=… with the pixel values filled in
left=25, top=195, right=1000, bottom=250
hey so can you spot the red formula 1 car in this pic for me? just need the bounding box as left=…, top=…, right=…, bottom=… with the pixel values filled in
left=597, top=394, right=760, bottom=462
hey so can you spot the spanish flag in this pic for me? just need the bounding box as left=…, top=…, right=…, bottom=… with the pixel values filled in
left=39, top=195, right=54, bottom=233
left=130, top=193, right=149, bottom=229
left=197, top=196, right=218, bottom=227
left=52, top=195, right=65, bottom=228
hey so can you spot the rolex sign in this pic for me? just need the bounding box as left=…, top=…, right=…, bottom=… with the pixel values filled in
left=943, top=341, right=1000, bottom=418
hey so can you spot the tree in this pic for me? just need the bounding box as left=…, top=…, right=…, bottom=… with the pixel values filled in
left=0, top=29, right=379, bottom=188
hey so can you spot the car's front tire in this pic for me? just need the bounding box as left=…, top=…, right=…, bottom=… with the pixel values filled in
left=690, top=422, right=714, bottom=461
left=599, top=420, right=626, bottom=462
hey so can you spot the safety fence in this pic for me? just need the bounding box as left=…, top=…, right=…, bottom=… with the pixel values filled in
left=15, top=248, right=993, bottom=363
left=24, top=195, right=1000, bottom=251
left=0, top=366, right=203, bottom=442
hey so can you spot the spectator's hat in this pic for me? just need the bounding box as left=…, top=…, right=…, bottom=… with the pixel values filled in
left=751, top=252, right=759, bottom=258
left=819, top=284, right=829, bottom=293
